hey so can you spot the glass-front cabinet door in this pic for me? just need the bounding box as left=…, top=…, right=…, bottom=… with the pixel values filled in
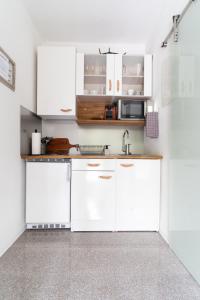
left=76, top=54, right=107, bottom=96
left=122, top=56, right=144, bottom=96
left=84, top=55, right=107, bottom=96
left=76, top=54, right=152, bottom=97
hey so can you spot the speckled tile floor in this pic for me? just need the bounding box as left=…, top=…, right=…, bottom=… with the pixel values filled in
left=0, top=231, right=200, bottom=300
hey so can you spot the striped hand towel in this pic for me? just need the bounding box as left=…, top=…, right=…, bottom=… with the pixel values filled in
left=145, top=112, right=159, bottom=138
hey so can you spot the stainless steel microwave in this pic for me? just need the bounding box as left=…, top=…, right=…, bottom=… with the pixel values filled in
left=117, top=99, right=145, bottom=120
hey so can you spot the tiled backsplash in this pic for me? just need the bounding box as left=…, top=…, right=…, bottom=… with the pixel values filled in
left=42, top=120, right=144, bottom=154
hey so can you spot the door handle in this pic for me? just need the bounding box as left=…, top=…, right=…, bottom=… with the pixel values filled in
left=117, top=80, right=120, bottom=92
left=60, top=108, right=72, bottom=113
left=87, top=163, right=100, bottom=167
left=99, top=175, right=112, bottom=180
left=120, top=163, right=134, bottom=168
left=109, top=80, right=112, bottom=91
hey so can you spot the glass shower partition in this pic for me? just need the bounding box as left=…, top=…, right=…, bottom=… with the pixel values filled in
left=167, top=0, right=200, bottom=284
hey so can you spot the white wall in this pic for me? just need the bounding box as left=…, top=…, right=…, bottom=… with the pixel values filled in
left=44, top=42, right=145, bottom=55
left=145, top=0, right=189, bottom=242
left=0, top=0, right=41, bottom=256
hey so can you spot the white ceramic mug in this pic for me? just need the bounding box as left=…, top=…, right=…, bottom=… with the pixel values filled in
left=128, top=89, right=134, bottom=96
left=91, top=90, right=97, bottom=95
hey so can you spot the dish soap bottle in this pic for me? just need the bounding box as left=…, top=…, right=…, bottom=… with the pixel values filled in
left=104, top=145, right=110, bottom=155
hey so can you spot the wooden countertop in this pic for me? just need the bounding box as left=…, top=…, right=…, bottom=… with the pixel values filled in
left=21, top=154, right=163, bottom=160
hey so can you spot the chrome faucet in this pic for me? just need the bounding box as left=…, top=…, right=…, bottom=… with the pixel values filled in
left=122, top=129, right=130, bottom=154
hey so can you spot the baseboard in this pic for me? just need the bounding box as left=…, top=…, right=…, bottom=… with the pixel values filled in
left=159, top=229, right=169, bottom=244
left=0, top=225, right=25, bottom=257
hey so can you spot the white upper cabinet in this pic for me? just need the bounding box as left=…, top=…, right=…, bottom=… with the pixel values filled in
left=144, top=55, right=153, bottom=97
left=76, top=54, right=107, bottom=96
left=106, top=54, right=115, bottom=95
left=113, top=54, right=122, bottom=96
left=37, top=46, right=76, bottom=118
left=76, top=54, right=152, bottom=97
left=121, top=55, right=152, bottom=97
left=76, top=53, right=122, bottom=96
left=106, top=54, right=122, bottom=96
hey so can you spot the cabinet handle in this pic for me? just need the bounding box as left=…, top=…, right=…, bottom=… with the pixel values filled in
left=120, top=163, right=134, bottom=168
left=87, top=163, right=100, bottom=167
left=109, top=80, right=112, bottom=91
left=60, top=108, right=72, bottom=113
left=117, top=80, right=120, bottom=92
left=99, top=175, right=112, bottom=180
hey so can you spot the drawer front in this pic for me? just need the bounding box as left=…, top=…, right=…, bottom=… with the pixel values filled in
left=72, top=159, right=115, bottom=171
left=116, top=159, right=135, bottom=169
left=116, top=159, right=160, bottom=171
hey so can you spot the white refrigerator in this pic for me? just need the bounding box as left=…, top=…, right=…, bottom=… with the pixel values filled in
left=26, top=159, right=71, bottom=229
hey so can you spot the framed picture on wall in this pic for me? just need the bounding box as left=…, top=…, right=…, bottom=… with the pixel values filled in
left=0, top=46, right=16, bottom=91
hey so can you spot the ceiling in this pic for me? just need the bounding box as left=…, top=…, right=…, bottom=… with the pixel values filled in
left=21, top=0, right=188, bottom=44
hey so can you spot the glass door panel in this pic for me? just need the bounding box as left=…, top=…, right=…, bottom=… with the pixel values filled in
left=168, top=0, right=200, bottom=284
left=122, top=56, right=144, bottom=96
left=84, top=55, right=106, bottom=96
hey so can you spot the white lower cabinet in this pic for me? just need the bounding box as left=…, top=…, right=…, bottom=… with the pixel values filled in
left=71, top=159, right=115, bottom=231
left=71, top=159, right=160, bottom=231
left=116, top=159, right=160, bottom=231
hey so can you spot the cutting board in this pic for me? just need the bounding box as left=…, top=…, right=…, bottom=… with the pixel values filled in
left=46, top=138, right=78, bottom=155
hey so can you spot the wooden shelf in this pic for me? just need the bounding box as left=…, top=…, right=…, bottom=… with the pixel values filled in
left=122, top=75, right=144, bottom=78
left=77, top=95, right=151, bottom=101
left=83, top=94, right=106, bottom=97
left=84, top=74, right=106, bottom=77
left=77, top=119, right=145, bottom=126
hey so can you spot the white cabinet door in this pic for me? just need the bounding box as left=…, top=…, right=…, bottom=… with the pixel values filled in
left=116, top=159, right=160, bottom=231
left=26, top=162, right=70, bottom=225
left=106, top=54, right=122, bottom=96
left=76, top=53, right=84, bottom=95
left=114, top=54, right=122, bottom=96
left=144, top=55, right=153, bottom=97
left=37, top=46, right=76, bottom=118
left=76, top=53, right=117, bottom=96
left=106, top=54, right=115, bottom=95
left=71, top=171, right=115, bottom=231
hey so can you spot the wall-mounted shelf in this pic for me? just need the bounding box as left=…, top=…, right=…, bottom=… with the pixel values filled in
left=84, top=74, right=106, bottom=77
left=122, top=75, right=144, bottom=78
left=76, top=95, right=147, bottom=127
left=77, top=95, right=151, bottom=101
left=77, top=119, right=145, bottom=126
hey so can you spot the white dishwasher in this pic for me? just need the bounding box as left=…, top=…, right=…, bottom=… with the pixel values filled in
left=26, top=158, right=71, bottom=229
